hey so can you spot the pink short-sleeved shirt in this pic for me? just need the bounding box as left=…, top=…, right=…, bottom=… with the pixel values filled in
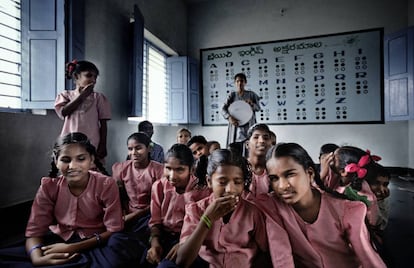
left=112, top=160, right=164, bottom=212
left=25, top=171, right=123, bottom=241
left=249, top=170, right=270, bottom=196
left=325, top=168, right=379, bottom=226
left=180, top=194, right=271, bottom=268
left=54, top=90, right=111, bottom=148
left=256, top=192, right=386, bottom=268
left=149, top=175, right=211, bottom=233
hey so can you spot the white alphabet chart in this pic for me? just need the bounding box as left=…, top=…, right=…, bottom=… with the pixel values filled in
left=201, top=28, right=384, bottom=125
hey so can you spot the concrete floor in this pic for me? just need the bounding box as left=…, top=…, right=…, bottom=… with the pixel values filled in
left=382, top=176, right=414, bottom=268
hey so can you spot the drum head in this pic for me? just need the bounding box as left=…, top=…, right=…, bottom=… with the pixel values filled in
left=228, top=100, right=253, bottom=126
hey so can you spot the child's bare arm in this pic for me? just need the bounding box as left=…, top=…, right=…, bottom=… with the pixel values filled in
left=61, top=83, right=94, bottom=117
left=320, top=152, right=334, bottom=180
left=176, top=195, right=239, bottom=268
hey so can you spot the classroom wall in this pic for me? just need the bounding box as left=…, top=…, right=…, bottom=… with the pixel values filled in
left=163, top=0, right=413, bottom=166
left=0, top=0, right=187, bottom=208
left=0, top=0, right=413, bottom=208
left=83, top=0, right=187, bottom=167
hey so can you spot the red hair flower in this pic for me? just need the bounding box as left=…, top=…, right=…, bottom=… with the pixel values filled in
left=344, top=153, right=371, bottom=179
left=67, top=59, right=78, bottom=74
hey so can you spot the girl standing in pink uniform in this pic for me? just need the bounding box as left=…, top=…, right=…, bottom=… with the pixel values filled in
left=55, top=60, right=111, bottom=164
left=258, top=143, right=385, bottom=267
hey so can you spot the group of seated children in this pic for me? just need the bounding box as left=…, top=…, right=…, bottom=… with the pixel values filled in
left=0, top=123, right=391, bottom=267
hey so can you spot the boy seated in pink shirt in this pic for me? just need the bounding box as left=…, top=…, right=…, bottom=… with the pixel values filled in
left=368, top=163, right=391, bottom=255
left=245, top=123, right=272, bottom=197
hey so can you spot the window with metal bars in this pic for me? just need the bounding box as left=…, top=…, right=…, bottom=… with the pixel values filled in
left=0, top=0, right=21, bottom=109
left=134, top=40, right=169, bottom=123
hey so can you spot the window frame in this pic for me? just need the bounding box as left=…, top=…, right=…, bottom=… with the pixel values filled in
left=0, top=0, right=65, bottom=113
left=0, top=0, right=22, bottom=112
left=128, top=29, right=178, bottom=124
left=142, top=39, right=169, bottom=123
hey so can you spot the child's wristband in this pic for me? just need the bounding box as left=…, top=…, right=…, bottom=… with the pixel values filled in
left=200, top=214, right=212, bottom=229
left=28, top=244, right=43, bottom=256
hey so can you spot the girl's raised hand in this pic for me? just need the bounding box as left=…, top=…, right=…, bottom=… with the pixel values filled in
left=79, top=83, right=94, bottom=99
left=204, top=195, right=239, bottom=222
left=320, top=152, right=334, bottom=180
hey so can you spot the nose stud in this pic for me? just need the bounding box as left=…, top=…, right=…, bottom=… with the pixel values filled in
left=284, top=183, right=292, bottom=191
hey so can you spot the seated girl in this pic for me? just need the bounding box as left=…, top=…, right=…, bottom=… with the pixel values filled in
left=174, top=149, right=294, bottom=268
left=0, top=132, right=142, bottom=267
left=144, top=144, right=211, bottom=267
left=112, top=132, right=164, bottom=234
left=321, top=145, right=380, bottom=227
left=256, top=142, right=385, bottom=267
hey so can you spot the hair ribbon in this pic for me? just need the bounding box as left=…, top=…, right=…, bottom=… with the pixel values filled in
left=344, top=153, right=371, bottom=179
left=67, top=59, right=78, bottom=74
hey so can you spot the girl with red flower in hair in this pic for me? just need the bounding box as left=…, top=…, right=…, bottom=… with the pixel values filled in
left=54, top=60, right=111, bottom=167
left=320, top=145, right=381, bottom=227
left=255, top=143, right=385, bottom=267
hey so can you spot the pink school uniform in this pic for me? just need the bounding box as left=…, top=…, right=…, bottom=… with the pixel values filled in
left=149, top=175, right=211, bottom=233
left=25, top=171, right=123, bottom=240
left=111, top=160, right=164, bottom=213
left=54, top=90, right=111, bottom=149
left=249, top=170, right=270, bottom=196
left=255, top=192, right=386, bottom=268
left=324, top=168, right=379, bottom=226
left=180, top=194, right=294, bottom=268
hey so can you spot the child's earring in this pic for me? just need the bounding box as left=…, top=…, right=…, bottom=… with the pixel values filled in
left=307, top=168, right=315, bottom=184
left=207, top=176, right=212, bottom=188
left=310, top=173, right=315, bottom=185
